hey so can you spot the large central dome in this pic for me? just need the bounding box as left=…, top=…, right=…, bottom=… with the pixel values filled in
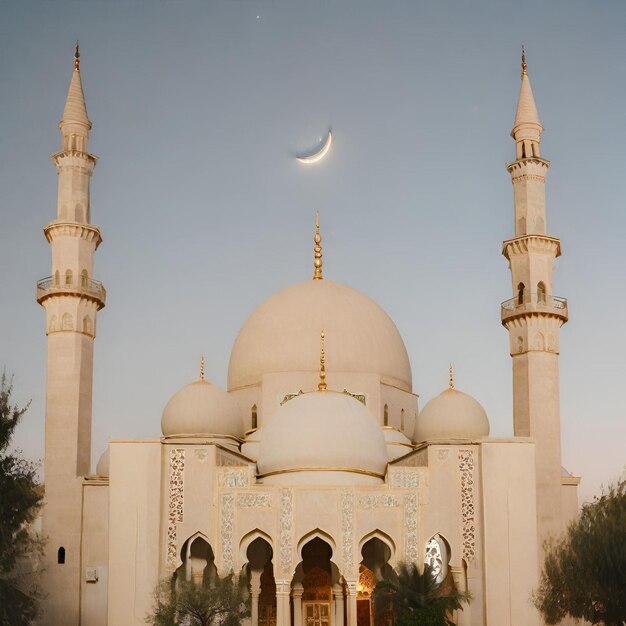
left=228, top=279, right=412, bottom=391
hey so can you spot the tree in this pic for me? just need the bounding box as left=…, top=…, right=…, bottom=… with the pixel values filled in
left=147, top=571, right=250, bottom=626
left=373, top=561, right=471, bottom=626
left=0, top=372, right=44, bottom=626
left=534, top=477, right=626, bottom=625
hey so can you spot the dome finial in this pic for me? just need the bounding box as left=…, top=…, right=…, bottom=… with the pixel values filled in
left=449, top=363, right=455, bottom=390
left=313, top=211, right=323, bottom=280
left=521, top=45, right=527, bottom=77
left=200, top=355, right=205, bottom=381
left=74, top=40, right=80, bottom=71
left=318, top=331, right=327, bottom=391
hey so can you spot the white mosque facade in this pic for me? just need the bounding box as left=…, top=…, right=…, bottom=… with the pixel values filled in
left=35, top=48, right=581, bottom=626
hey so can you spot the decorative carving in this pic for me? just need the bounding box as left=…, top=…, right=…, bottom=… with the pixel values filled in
left=237, top=493, right=272, bottom=507
left=436, top=449, right=450, bottom=462
left=279, top=488, right=294, bottom=575
left=357, top=565, right=376, bottom=597
left=389, top=468, right=420, bottom=488
left=342, top=389, right=366, bottom=405
left=194, top=448, right=209, bottom=462
left=357, top=494, right=398, bottom=509
left=280, top=390, right=304, bottom=405
left=458, top=449, right=476, bottom=562
left=404, top=493, right=418, bottom=564
left=166, top=448, right=185, bottom=567
left=425, top=536, right=443, bottom=580
left=340, top=488, right=355, bottom=577
left=218, top=468, right=249, bottom=488
left=221, top=494, right=234, bottom=572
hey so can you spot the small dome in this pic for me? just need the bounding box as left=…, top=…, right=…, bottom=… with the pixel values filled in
left=383, top=427, right=413, bottom=461
left=161, top=379, right=244, bottom=438
left=415, top=388, right=490, bottom=442
left=96, top=448, right=109, bottom=476
left=228, top=280, right=412, bottom=392
left=257, top=391, right=388, bottom=483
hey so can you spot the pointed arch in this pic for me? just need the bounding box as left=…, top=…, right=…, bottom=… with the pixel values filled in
left=297, top=528, right=337, bottom=560
left=383, top=404, right=389, bottom=426
left=251, top=404, right=258, bottom=430
left=358, top=529, right=396, bottom=559
left=239, top=528, right=274, bottom=564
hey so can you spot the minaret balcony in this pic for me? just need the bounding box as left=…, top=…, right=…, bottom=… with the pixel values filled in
left=36, top=276, right=106, bottom=310
left=501, top=293, right=567, bottom=325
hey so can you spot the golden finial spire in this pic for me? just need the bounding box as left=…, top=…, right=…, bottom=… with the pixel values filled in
left=521, top=45, right=527, bottom=77
left=200, top=355, right=205, bottom=381
left=318, top=331, right=327, bottom=391
left=313, top=211, right=323, bottom=280
left=74, top=41, right=80, bottom=71
left=449, top=364, right=455, bottom=390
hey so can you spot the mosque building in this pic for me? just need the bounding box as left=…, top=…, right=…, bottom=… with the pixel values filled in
left=35, top=46, right=580, bottom=626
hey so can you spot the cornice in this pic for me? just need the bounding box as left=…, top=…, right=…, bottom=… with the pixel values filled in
left=44, top=221, right=103, bottom=248
left=502, top=234, right=561, bottom=260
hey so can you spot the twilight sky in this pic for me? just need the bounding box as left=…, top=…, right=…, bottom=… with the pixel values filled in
left=1, top=0, right=625, bottom=503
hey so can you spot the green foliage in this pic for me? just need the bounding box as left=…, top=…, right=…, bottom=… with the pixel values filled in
left=373, top=561, right=471, bottom=626
left=0, top=372, right=44, bottom=626
left=534, top=476, right=626, bottom=625
left=147, top=571, right=250, bottom=626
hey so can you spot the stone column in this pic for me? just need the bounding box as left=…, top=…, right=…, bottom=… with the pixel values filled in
left=345, top=581, right=357, bottom=626
left=250, top=570, right=262, bottom=626
left=276, top=580, right=291, bottom=626
left=292, top=583, right=303, bottom=626
left=332, top=584, right=344, bottom=626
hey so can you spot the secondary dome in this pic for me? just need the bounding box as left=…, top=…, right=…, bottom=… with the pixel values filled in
left=228, top=279, right=412, bottom=391
left=257, top=391, right=388, bottom=484
left=415, top=387, right=490, bottom=442
left=161, top=379, right=244, bottom=438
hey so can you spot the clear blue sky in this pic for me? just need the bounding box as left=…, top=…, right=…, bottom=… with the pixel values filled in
left=1, top=0, right=625, bottom=503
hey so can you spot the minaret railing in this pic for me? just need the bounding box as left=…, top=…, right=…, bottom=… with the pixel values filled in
left=501, top=293, right=567, bottom=324
left=36, top=275, right=106, bottom=308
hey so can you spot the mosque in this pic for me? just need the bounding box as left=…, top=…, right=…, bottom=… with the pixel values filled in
left=35, top=46, right=581, bottom=626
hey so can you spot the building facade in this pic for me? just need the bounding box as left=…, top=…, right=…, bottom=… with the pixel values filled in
left=35, top=48, right=580, bottom=626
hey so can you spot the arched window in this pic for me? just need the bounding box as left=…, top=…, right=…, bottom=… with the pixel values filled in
left=57, top=547, right=65, bottom=564
left=537, top=281, right=546, bottom=304
left=251, top=404, right=258, bottom=430
left=81, top=269, right=89, bottom=289
left=517, top=282, right=525, bottom=306
left=400, top=408, right=405, bottom=431
left=383, top=404, right=389, bottom=426
left=65, top=270, right=73, bottom=286
left=54, top=270, right=60, bottom=286
left=83, top=316, right=92, bottom=335
left=62, top=313, right=73, bottom=331
left=425, top=535, right=450, bottom=584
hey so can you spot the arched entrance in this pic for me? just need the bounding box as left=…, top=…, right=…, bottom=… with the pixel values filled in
left=293, top=536, right=343, bottom=626
left=176, top=534, right=217, bottom=586
left=357, top=537, right=394, bottom=626
left=246, top=536, right=277, bottom=626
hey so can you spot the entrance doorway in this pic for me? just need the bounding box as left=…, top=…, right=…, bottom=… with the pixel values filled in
left=303, top=602, right=331, bottom=626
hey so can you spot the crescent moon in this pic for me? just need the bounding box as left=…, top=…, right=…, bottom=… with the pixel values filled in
left=296, top=130, right=332, bottom=164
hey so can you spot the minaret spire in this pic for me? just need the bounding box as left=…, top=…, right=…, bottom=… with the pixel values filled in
left=448, top=364, right=454, bottom=390
left=60, top=42, right=91, bottom=153
left=502, top=53, right=569, bottom=557
left=313, top=211, right=323, bottom=280
left=200, top=355, right=205, bottom=381
left=512, top=46, right=542, bottom=160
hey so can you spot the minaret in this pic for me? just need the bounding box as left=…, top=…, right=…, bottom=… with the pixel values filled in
left=501, top=48, right=568, bottom=550
left=36, top=44, right=105, bottom=625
